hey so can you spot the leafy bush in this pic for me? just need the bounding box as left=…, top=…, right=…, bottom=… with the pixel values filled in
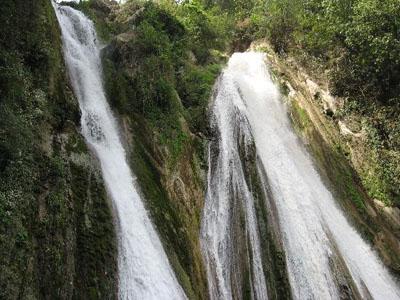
left=263, top=0, right=302, bottom=53
left=263, top=0, right=400, bottom=105
left=259, top=0, right=400, bottom=206
left=339, top=0, right=400, bottom=102
left=178, top=63, right=222, bottom=133
left=177, top=1, right=229, bottom=63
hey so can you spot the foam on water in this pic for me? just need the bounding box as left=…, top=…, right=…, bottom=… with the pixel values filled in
left=201, top=52, right=400, bottom=299
left=53, top=4, right=186, bottom=299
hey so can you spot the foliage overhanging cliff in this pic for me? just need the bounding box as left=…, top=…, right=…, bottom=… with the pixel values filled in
left=66, top=0, right=232, bottom=298
left=0, top=0, right=399, bottom=298
left=241, top=0, right=400, bottom=208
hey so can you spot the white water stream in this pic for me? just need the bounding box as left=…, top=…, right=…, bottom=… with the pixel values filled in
left=201, top=52, right=400, bottom=299
left=53, top=4, right=186, bottom=299
left=200, top=57, right=268, bottom=299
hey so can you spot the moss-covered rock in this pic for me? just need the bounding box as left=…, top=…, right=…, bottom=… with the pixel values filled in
left=96, top=1, right=225, bottom=298
left=120, top=114, right=207, bottom=299
left=237, top=130, right=292, bottom=300
left=0, top=1, right=117, bottom=299
left=252, top=41, right=400, bottom=275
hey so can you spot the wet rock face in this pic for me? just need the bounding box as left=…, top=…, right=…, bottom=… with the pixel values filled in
left=237, top=134, right=293, bottom=300
left=85, top=112, right=106, bottom=143
left=117, top=113, right=208, bottom=299
left=305, top=78, right=343, bottom=117
left=0, top=1, right=117, bottom=298
left=96, top=3, right=216, bottom=297
left=252, top=41, right=400, bottom=276
left=374, top=199, right=400, bottom=233
left=200, top=72, right=292, bottom=300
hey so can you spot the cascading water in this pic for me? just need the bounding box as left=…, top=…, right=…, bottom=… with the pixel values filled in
left=200, top=59, right=269, bottom=299
left=53, top=4, right=186, bottom=300
left=201, top=52, right=400, bottom=299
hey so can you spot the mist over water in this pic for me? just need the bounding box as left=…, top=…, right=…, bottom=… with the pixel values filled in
left=201, top=52, right=400, bottom=300
left=53, top=4, right=186, bottom=299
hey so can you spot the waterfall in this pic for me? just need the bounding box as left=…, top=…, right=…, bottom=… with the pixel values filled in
left=200, top=58, right=268, bottom=299
left=201, top=52, right=400, bottom=299
left=53, top=4, right=186, bottom=300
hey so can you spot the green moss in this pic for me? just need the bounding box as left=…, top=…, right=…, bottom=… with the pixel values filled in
left=71, top=162, right=117, bottom=300
left=361, top=165, right=391, bottom=205
left=340, top=168, right=366, bottom=212
left=256, top=202, right=292, bottom=299
left=160, top=128, right=189, bottom=164
left=98, top=2, right=227, bottom=298
left=291, top=100, right=311, bottom=130
left=241, top=140, right=291, bottom=300
left=179, top=63, right=222, bottom=134
left=0, top=1, right=117, bottom=298
left=290, top=99, right=365, bottom=209
left=127, top=115, right=202, bottom=299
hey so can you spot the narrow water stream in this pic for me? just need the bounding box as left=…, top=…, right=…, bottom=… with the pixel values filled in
left=53, top=4, right=186, bottom=299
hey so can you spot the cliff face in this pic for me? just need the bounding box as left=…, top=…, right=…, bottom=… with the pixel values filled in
left=73, top=1, right=215, bottom=297
left=3, top=1, right=398, bottom=299
left=119, top=111, right=208, bottom=299
left=251, top=41, right=400, bottom=275
left=0, top=0, right=222, bottom=298
left=101, top=7, right=210, bottom=298
left=0, top=1, right=117, bottom=299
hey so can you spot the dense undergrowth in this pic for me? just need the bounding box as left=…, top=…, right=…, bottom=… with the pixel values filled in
left=2, top=0, right=399, bottom=298
left=102, top=2, right=230, bottom=297
left=69, top=0, right=237, bottom=297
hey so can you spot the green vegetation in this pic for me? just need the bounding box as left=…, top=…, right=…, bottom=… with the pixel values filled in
left=103, top=1, right=228, bottom=134
left=84, top=0, right=233, bottom=297
left=260, top=0, right=400, bottom=104
left=223, top=0, right=400, bottom=207
left=0, top=1, right=117, bottom=298
left=99, top=0, right=230, bottom=182
left=218, top=0, right=399, bottom=108
left=0, top=0, right=231, bottom=297
left=2, top=0, right=399, bottom=297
